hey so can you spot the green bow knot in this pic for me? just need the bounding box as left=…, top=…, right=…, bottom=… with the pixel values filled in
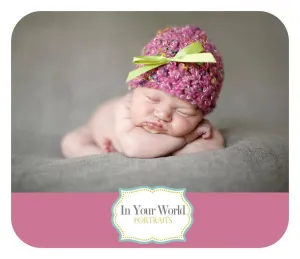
left=126, top=42, right=216, bottom=82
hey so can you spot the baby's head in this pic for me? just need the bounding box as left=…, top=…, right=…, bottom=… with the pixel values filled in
left=130, top=87, right=203, bottom=136
left=127, top=25, right=224, bottom=136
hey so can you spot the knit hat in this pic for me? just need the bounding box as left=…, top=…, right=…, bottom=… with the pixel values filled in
left=127, top=25, right=224, bottom=115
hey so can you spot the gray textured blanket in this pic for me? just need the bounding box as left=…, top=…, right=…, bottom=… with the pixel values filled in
left=11, top=128, right=288, bottom=192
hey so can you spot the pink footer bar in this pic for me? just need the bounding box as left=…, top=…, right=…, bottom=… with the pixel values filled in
left=11, top=193, right=288, bottom=248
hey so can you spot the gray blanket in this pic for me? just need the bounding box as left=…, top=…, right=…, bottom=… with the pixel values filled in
left=11, top=128, right=288, bottom=192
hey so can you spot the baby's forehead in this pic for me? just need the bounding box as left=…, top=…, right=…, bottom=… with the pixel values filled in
left=139, top=87, right=198, bottom=109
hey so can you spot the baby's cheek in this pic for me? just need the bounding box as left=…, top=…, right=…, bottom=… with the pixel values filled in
left=131, top=105, right=151, bottom=124
left=171, top=118, right=191, bottom=135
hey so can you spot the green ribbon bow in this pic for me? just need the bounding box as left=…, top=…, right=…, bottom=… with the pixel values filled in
left=126, top=42, right=216, bottom=82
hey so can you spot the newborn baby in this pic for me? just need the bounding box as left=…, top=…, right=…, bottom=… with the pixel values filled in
left=61, top=87, right=224, bottom=158
left=61, top=25, right=225, bottom=158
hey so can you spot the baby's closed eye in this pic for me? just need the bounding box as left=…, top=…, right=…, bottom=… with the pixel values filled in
left=146, top=95, right=160, bottom=103
left=176, top=109, right=196, bottom=116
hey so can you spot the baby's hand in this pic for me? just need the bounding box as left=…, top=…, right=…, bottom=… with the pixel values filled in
left=196, top=119, right=212, bottom=139
left=103, top=138, right=117, bottom=153
left=184, top=119, right=212, bottom=144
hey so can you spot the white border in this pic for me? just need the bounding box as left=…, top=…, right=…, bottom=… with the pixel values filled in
left=2, top=0, right=298, bottom=258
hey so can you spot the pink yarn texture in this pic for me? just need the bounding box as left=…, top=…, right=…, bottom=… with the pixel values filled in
left=128, top=25, right=225, bottom=115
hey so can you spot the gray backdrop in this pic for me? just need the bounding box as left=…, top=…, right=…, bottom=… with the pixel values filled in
left=11, top=11, right=288, bottom=158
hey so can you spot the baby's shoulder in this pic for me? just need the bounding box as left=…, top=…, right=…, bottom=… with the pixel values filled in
left=114, top=93, right=132, bottom=109
left=118, top=92, right=132, bottom=103
left=92, top=93, right=131, bottom=120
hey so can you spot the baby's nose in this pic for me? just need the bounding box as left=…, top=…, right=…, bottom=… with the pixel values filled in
left=154, top=109, right=172, bottom=122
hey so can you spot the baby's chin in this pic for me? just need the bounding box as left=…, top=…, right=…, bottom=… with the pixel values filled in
left=140, top=124, right=187, bottom=136
left=142, top=125, right=165, bottom=134
left=141, top=126, right=186, bottom=137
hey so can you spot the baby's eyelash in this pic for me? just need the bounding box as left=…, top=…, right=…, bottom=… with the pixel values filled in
left=177, top=110, right=188, bottom=115
left=177, top=110, right=195, bottom=116
left=147, top=96, right=159, bottom=102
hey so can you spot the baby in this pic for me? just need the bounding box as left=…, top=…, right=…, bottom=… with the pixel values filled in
left=61, top=25, right=225, bottom=158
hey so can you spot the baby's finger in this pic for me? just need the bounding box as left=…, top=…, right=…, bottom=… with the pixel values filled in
left=203, top=126, right=213, bottom=138
left=202, top=131, right=210, bottom=139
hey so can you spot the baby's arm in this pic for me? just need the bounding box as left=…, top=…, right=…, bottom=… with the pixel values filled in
left=118, top=127, right=186, bottom=158
left=173, top=122, right=225, bottom=156
left=114, top=101, right=186, bottom=158
left=61, top=126, right=104, bottom=158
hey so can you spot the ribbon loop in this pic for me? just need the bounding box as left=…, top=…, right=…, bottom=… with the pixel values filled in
left=126, top=42, right=216, bottom=82
left=175, top=41, right=204, bottom=57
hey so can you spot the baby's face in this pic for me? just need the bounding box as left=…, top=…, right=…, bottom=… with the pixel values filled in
left=130, top=87, right=203, bottom=137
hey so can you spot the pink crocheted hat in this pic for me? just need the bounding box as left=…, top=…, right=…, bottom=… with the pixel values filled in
left=127, top=25, right=225, bottom=115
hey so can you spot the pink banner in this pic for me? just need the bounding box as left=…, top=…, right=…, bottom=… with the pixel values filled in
left=11, top=193, right=288, bottom=248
